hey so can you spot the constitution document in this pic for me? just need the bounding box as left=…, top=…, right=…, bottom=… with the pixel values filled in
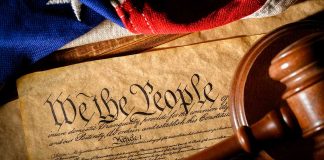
left=17, top=35, right=263, bottom=160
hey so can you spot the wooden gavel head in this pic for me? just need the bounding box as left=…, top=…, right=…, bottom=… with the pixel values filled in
left=185, top=31, right=324, bottom=160
left=269, top=32, right=324, bottom=137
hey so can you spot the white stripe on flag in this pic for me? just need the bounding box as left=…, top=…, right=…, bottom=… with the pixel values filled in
left=244, top=0, right=297, bottom=19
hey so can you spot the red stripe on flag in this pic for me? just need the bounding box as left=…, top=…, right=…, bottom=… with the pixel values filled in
left=115, top=0, right=267, bottom=34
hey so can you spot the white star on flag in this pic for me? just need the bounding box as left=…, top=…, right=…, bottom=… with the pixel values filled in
left=46, top=0, right=82, bottom=21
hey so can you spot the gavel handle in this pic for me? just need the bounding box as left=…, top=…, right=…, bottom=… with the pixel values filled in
left=184, top=107, right=299, bottom=160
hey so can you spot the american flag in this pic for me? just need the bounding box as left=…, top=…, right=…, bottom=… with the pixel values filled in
left=0, top=0, right=296, bottom=87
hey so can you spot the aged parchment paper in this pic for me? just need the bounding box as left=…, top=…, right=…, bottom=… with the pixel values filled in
left=17, top=35, right=262, bottom=160
left=0, top=100, right=27, bottom=159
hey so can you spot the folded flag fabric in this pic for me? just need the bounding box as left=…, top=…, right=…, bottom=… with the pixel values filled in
left=114, top=0, right=264, bottom=34
left=0, top=0, right=296, bottom=88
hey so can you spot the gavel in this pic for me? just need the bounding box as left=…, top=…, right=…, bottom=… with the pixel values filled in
left=185, top=32, right=324, bottom=160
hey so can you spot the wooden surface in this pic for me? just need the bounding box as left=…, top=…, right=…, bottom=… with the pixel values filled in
left=33, top=34, right=186, bottom=70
